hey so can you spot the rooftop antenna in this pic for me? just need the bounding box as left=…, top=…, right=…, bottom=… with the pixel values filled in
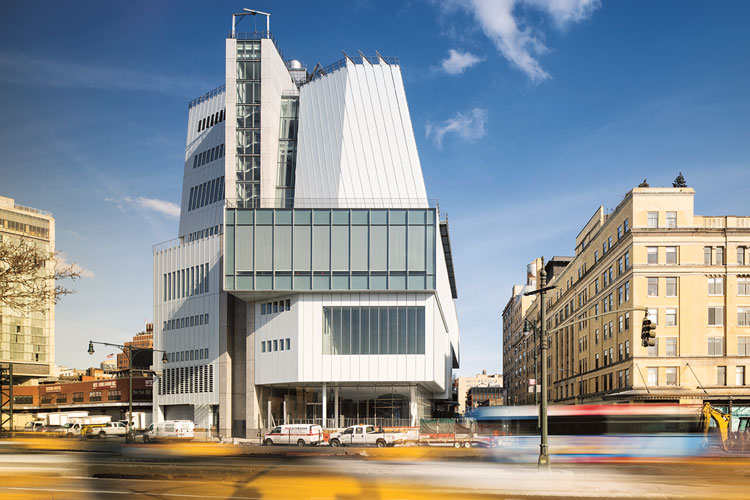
left=232, top=8, right=271, bottom=38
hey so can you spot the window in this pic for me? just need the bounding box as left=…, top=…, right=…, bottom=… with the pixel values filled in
left=13, top=395, right=33, bottom=405
left=666, top=247, right=677, bottom=264
left=617, top=225, right=623, bottom=239
left=717, top=366, right=727, bottom=386
left=647, top=212, right=658, bottom=228
left=273, top=340, right=278, bottom=351
left=261, top=341, right=266, bottom=353
left=625, top=340, right=631, bottom=357
left=604, top=349, right=609, bottom=366
left=594, top=250, right=598, bottom=263
left=647, top=338, right=658, bottom=357
left=666, top=337, right=677, bottom=356
left=739, top=278, right=750, bottom=296
left=624, top=218, right=629, bottom=232
left=624, top=251, right=630, bottom=270
left=665, top=367, right=678, bottom=385
left=666, top=309, right=677, bottom=327
left=619, top=315, right=623, bottom=332
left=738, top=247, right=746, bottom=265
left=595, top=328, right=599, bottom=344
left=108, top=390, right=121, bottom=401
left=738, top=307, right=750, bottom=327
left=647, top=247, right=658, bottom=264
left=648, top=277, right=658, bottom=297
left=666, top=211, right=677, bottom=228
left=285, top=299, right=291, bottom=311
left=603, top=322, right=609, bottom=339
left=595, top=353, right=599, bottom=368
left=737, top=366, right=746, bottom=386
left=280, top=339, right=284, bottom=351
left=708, top=337, right=723, bottom=356
left=595, top=279, right=599, bottom=293
left=739, top=337, right=750, bottom=356
left=608, top=236, right=612, bottom=250
left=323, top=306, right=426, bottom=355
left=89, top=391, right=102, bottom=402
left=625, top=312, right=630, bottom=330
left=648, top=368, right=658, bottom=386
left=625, top=281, right=630, bottom=301
left=708, top=277, right=724, bottom=296
left=618, top=286, right=623, bottom=305
left=286, top=338, right=291, bottom=350
left=73, top=392, right=84, bottom=402
left=618, top=258, right=623, bottom=275
left=618, top=343, right=623, bottom=361
left=708, top=306, right=724, bottom=326
left=666, top=277, right=677, bottom=297
left=716, top=247, right=724, bottom=265
left=648, top=308, right=658, bottom=326
left=704, top=246, right=712, bottom=265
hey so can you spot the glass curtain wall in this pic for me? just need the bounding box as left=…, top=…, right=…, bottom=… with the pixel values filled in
left=276, top=98, right=298, bottom=207
left=323, top=306, right=426, bottom=355
left=236, top=41, right=261, bottom=208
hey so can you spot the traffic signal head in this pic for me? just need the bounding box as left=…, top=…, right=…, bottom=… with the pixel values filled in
left=641, top=317, right=656, bottom=347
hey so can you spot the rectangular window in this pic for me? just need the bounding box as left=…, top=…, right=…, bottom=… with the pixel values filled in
left=261, top=341, right=265, bottom=353
left=619, top=315, right=623, bottom=332
left=625, top=312, right=630, bottom=330
left=666, top=211, right=677, bottom=228
left=704, top=246, right=712, bottom=265
left=323, top=306, right=425, bottom=355
left=716, top=247, right=725, bottom=266
left=708, top=337, right=724, bottom=356
left=647, top=247, right=658, bottom=264
left=108, top=390, right=121, bottom=401
left=708, top=277, right=724, bottom=296
left=666, top=246, right=677, bottom=264
left=665, top=367, right=677, bottom=385
left=648, top=308, right=658, bottom=326
left=625, top=251, right=630, bottom=269
left=648, top=368, right=658, bottom=386
left=625, top=340, right=631, bottom=357
left=594, top=250, right=598, bottom=263
left=666, top=277, right=677, bottom=297
left=624, top=218, right=629, bottom=232
left=666, top=337, right=677, bottom=356
left=648, top=277, right=658, bottom=296
left=285, top=299, right=291, bottom=311
left=89, top=391, right=102, bottom=402
left=739, top=337, right=750, bottom=356
left=608, top=236, right=612, bottom=250
left=737, top=366, right=746, bottom=386
left=666, top=308, right=677, bottom=327
left=595, top=328, right=599, bottom=344
left=273, top=340, right=278, bottom=351
left=286, top=338, right=291, bottom=350
left=647, top=212, right=658, bottom=228
left=625, top=281, right=630, bottom=301
left=717, top=366, right=727, bottom=386
left=738, top=247, right=746, bottom=266
left=617, top=225, right=623, bottom=239
left=738, top=307, right=750, bottom=327
left=739, top=278, right=750, bottom=296
left=648, top=338, right=658, bottom=357
left=708, top=306, right=724, bottom=326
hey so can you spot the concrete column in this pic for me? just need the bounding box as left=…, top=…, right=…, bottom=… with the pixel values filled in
left=410, top=386, right=418, bottom=427
left=283, top=399, right=287, bottom=425
left=267, top=400, right=272, bottom=428
left=322, top=383, right=327, bottom=428
left=334, top=386, right=340, bottom=428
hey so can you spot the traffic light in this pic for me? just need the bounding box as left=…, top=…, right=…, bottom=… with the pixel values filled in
left=641, top=317, right=656, bottom=347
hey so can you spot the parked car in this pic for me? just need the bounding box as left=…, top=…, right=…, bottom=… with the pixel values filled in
left=328, top=425, right=403, bottom=448
left=56, top=422, right=84, bottom=436
left=263, top=424, right=323, bottom=447
left=40, top=424, right=63, bottom=434
left=141, top=420, right=195, bottom=443
left=23, top=421, right=45, bottom=432
left=84, top=421, right=128, bottom=438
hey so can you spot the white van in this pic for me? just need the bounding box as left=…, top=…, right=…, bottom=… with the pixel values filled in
left=263, top=424, right=323, bottom=447
left=142, top=420, right=195, bottom=443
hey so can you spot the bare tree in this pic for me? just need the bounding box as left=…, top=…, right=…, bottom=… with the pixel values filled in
left=0, top=237, right=80, bottom=312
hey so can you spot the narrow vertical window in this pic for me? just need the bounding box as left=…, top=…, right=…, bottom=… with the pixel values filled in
left=647, top=212, right=658, bottom=228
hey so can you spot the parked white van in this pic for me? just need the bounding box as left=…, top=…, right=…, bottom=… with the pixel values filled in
left=142, top=420, right=194, bottom=443
left=263, top=424, right=323, bottom=447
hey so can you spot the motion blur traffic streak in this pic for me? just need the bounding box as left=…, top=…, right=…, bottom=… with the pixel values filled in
left=2, top=435, right=750, bottom=499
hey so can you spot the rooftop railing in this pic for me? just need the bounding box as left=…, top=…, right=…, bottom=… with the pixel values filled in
left=224, top=197, right=437, bottom=210
left=188, top=84, right=226, bottom=109
left=12, top=204, right=52, bottom=217
left=229, top=31, right=286, bottom=64
left=309, top=55, right=400, bottom=82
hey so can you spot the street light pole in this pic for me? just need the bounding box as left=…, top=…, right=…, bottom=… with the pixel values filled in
left=88, top=340, right=168, bottom=444
left=524, top=260, right=556, bottom=469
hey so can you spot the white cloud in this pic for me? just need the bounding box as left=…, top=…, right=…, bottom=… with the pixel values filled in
left=55, top=252, right=95, bottom=279
left=446, top=0, right=600, bottom=83
left=124, top=196, right=181, bottom=219
left=440, top=49, right=484, bottom=74
left=426, top=108, right=487, bottom=148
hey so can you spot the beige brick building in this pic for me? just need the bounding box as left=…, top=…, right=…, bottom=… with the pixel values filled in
left=455, top=370, right=503, bottom=414
left=503, top=187, right=750, bottom=409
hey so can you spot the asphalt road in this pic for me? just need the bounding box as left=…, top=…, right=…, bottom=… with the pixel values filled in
left=2, top=441, right=750, bottom=499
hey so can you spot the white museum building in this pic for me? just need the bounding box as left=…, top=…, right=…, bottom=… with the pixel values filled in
left=153, top=12, right=460, bottom=438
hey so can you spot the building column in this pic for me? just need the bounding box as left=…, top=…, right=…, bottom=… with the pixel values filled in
left=410, top=386, right=418, bottom=427
left=334, top=386, right=340, bottom=428
left=321, top=383, right=327, bottom=428
left=283, top=399, right=287, bottom=425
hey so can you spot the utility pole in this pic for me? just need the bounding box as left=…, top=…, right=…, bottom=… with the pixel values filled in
left=524, top=259, right=556, bottom=469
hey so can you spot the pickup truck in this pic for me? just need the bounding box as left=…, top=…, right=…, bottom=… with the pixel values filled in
left=84, top=421, right=128, bottom=438
left=328, top=425, right=403, bottom=448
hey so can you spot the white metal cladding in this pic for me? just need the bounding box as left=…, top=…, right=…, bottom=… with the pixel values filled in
left=254, top=292, right=449, bottom=393
left=153, top=235, right=221, bottom=406
left=179, top=90, right=227, bottom=239
left=294, top=60, right=428, bottom=207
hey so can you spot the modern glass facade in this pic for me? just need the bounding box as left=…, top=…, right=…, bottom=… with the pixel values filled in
left=323, top=306, right=426, bottom=355
left=276, top=97, right=298, bottom=207
left=236, top=40, right=262, bottom=208
left=224, top=208, right=437, bottom=292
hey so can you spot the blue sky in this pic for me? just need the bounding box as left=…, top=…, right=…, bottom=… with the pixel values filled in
left=1, top=1, right=748, bottom=375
